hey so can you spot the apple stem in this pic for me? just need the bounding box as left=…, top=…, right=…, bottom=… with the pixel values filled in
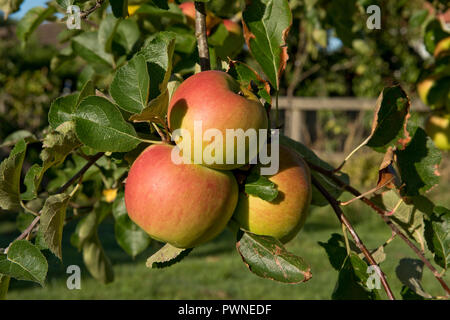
left=194, top=2, right=211, bottom=71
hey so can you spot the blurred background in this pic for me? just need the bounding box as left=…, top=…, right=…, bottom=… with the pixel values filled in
left=0, top=0, right=449, bottom=299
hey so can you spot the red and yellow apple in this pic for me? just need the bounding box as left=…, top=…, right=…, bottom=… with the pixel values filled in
left=425, top=113, right=450, bottom=150
left=124, top=144, right=239, bottom=248
left=233, top=145, right=312, bottom=243
left=168, top=70, right=268, bottom=170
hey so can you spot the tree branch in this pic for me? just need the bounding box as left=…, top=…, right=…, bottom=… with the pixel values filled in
left=4, top=216, right=40, bottom=254
left=311, top=175, right=396, bottom=300
left=307, top=161, right=450, bottom=296
left=80, top=0, right=105, bottom=19
left=55, top=152, right=104, bottom=194
left=194, top=2, right=210, bottom=71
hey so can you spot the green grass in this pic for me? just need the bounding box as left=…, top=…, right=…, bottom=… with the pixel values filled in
left=3, top=191, right=449, bottom=300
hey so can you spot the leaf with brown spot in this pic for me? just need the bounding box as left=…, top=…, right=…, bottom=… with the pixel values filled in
left=236, top=230, right=311, bottom=283
left=228, top=60, right=272, bottom=103
left=242, top=0, right=292, bottom=90
left=377, top=147, right=400, bottom=189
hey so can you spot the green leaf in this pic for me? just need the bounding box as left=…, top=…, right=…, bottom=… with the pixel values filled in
left=400, top=285, right=426, bottom=300
left=242, top=0, right=292, bottom=90
left=129, top=88, right=169, bottom=122
left=409, top=9, right=429, bottom=29
left=146, top=243, right=192, bottom=269
left=151, top=0, right=169, bottom=10
left=98, top=14, right=120, bottom=53
left=114, top=19, right=140, bottom=53
left=424, top=19, right=449, bottom=55
left=112, top=192, right=151, bottom=258
left=110, top=0, right=128, bottom=18
left=366, top=86, right=411, bottom=152
left=77, top=80, right=95, bottom=105
left=0, top=0, right=24, bottom=19
left=39, top=193, right=71, bottom=260
left=332, top=253, right=380, bottom=300
left=0, top=240, right=48, bottom=286
left=1, top=130, right=37, bottom=147
left=16, top=211, right=34, bottom=232
left=0, top=275, right=10, bottom=300
left=236, top=231, right=311, bottom=283
left=425, top=208, right=449, bottom=269
left=228, top=60, right=271, bottom=103
left=16, top=6, right=56, bottom=43
left=72, top=31, right=114, bottom=66
left=48, top=93, right=79, bottom=129
left=395, top=258, right=432, bottom=299
left=139, top=31, right=176, bottom=99
left=82, top=235, right=114, bottom=284
left=20, top=164, right=42, bottom=201
left=244, top=166, right=278, bottom=201
left=74, top=96, right=141, bottom=152
left=56, top=0, right=73, bottom=9
left=208, top=23, right=229, bottom=47
left=136, top=3, right=184, bottom=22
left=40, top=121, right=82, bottom=181
left=111, top=55, right=150, bottom=114
left=395, top=122, right=442, bottom=197
left=70, top=203, right=114, bottom=283
left=372, top=191, right=426, bottom=250
left=0, top=139, right=27, bottom=211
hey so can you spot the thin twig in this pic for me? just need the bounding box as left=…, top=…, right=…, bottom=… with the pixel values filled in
left=80, top=0, right=105, bottom=19
left=55, top=152, right=104, bottom=194
left=194, top=2, right=210, bottom=71
left=311, top=175, right=396, bottom=300
left=4, top=216, right=40, bottom=254
left=307, top=160, right=450, bottom=296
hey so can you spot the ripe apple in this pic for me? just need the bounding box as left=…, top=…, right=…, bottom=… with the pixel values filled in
left=179, top=2, right=196, bottom=26
left=214, top=19, right=244, bottom=59
left=425, top=113, right=450, bottom=150
left=168, top=70, right=268, bottom=170
left=233, top=145, right=312, bottom=243
left=124, top=144, right=239, bottom=248
left=434, top=37, right=450, bottom=57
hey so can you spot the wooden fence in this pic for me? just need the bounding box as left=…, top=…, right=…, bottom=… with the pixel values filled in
left=276, top=96, right=428, bottom=143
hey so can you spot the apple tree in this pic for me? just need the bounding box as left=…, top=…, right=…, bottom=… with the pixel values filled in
left=0, top=0, right=449, bottom=300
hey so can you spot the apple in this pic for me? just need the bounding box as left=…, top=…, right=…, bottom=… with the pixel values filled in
left=434, top=37, right=450, bottom=58
left=233, top=145, right=312, bottom=243
left=179, top=2, right=196, bottom=26
left=214, top=19, right=244, bottom=59
left=168, top=70, right=268, bottom=170
left=417, top=76, right=450, bottom=110
left=124, top=144, right=239, bottom=248
left=425, top=113, right=450, bottom=150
